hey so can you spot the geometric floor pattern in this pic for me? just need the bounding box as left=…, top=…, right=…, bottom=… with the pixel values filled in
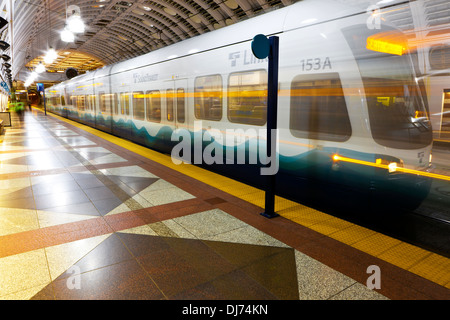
left=0, top=110, right=393, bottom=300
left=32, top=231, right=298, bottom=300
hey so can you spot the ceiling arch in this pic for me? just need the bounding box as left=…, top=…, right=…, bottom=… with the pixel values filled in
left=11, top=0, right=297, bottom=83
left=3, top=0, right=450, bottom=88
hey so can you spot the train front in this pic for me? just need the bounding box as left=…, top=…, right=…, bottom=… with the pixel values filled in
left=340, top=24, right=433, bottom=210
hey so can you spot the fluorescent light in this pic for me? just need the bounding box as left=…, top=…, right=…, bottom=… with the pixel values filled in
left=67, top=15, right=85, bottom=33
left=35, top=63, right=46, bottom=73
left=44, top=48, right=58, bottom=64
left=61, top=28, right=75, bottom=42
left=25, top=71, right=38, bottom=87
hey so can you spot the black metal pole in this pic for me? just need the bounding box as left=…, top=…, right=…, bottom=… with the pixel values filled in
left=260, top=36, right=279, bottom=219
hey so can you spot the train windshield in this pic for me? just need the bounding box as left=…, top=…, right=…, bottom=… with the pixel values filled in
left=342, top=25, right=432, bottom=150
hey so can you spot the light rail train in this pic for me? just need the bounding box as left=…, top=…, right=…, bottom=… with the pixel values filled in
left=45, top=0, right=433, bottom=211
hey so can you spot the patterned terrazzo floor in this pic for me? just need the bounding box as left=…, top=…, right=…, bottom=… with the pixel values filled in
left=0, top=109, right=448, bottom=301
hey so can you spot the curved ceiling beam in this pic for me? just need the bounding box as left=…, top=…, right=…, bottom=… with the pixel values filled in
left=11, top=0, right=300, bottom=82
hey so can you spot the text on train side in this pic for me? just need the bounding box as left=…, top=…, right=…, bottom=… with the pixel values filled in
left=300, top=57, right=332, bottom=71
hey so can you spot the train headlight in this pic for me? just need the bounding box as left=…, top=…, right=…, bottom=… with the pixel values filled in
left=388, top=162, right=397, bottom=173
left=332, top=154, right=404, bottom=174
left=375, top=158, right=403, bottom=173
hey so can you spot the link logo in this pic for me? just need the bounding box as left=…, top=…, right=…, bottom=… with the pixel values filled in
left=229, top=52, right=240, bottom=67
left=228, top=50, right=268, bottom=67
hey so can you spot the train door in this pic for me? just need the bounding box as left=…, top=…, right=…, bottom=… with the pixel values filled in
left=96, top=91, right=113, bottom=133
left=62, top=88, right=68, bottom=117
left=165, top=79, right=187, bottom=129
left=87, top=93, right=96, bottom=126
left=117, top=90, right=132, bottom=140
left=175, top=79, right=187, bottom=129
left=441, top=89, right=450, bottom=136
left=161, top=79, right=187, bottom=152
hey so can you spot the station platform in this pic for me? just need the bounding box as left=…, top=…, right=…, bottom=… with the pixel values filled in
left=0, top=108, right=449, bottom=301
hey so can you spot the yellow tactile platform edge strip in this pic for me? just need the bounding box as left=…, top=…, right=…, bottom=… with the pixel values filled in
left=46, top=111, right=450, bottom=289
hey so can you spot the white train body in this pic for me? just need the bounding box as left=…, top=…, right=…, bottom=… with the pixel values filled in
left=46, top=0, right=433, bottom=210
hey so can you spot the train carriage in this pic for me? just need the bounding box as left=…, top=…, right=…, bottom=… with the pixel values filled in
left=45, top=0, right=433, bottom=211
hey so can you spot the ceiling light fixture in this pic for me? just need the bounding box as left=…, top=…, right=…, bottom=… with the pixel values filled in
left=25, top=71, right=39, bottom=87
left=61, top=27, right=75, bottom=42
left=64, top=5, right=85, bottom=36
left=67, top=14, right=85, bottom=33
left=44, top=48, right=58, bottom=64
left=35, top=62, right=46, bottom=73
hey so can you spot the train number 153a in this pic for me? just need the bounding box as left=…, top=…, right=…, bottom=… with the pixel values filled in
left=300, top=57, right=332, bottom=71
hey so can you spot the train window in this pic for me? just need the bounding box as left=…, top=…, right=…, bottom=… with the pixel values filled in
left=61, top=95, right=66, bottom=106
left=85, top=95, right=90, bottom=111
left=65, top=93, right=70, bottom=106
left=89, top=95, right=94, bottom=111
left=120, top=93, right=130, bottom=115
left=100, top=93, right=113, bottom=113
left=146, top=90, right=161, bottom=122
left=77, top=96, right=85, bottom=111
left=177, top=88, right=185, bottom=123
left=111, top=93, right=117, bottom=115
left=194, top=74, right=222, bottom=121
left=113, top=94, right=118, bottom=115
left=166, top=89, right=174, bottom=121
left=442, top=90, right=450, bottom=133
left=133, top=91, right=145, bottom=120
left=71, top=95, right=77, bottom=108
left=99, top=92, right=105, bottom=112
left=364, top=77, right=432, bottom=149
left=100, top=94, right=105, bottom=112
left=290, top=73, right=351, bottom=142
left=228, top=70, right=267, bottom=125
left=88, top=95, right=95, bottom=111
left=342, top=25, right=432, bottom=149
